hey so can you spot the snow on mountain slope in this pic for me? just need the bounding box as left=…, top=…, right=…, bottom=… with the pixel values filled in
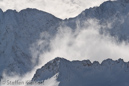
left=64, top=0, right=129, bottom=41
left=32, top=57, right=129, bottom=86
left=0, top=8, right=61, bottom=79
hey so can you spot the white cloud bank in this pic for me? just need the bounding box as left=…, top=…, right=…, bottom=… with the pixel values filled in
left=31, top=19, right=129, bottom=68
left=0, top=0, right=112, bottom=19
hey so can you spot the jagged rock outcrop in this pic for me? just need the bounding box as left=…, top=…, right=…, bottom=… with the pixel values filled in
left=32, top=57, right=129, bottom=86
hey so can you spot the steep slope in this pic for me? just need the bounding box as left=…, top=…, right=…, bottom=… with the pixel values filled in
left=0, top=8, right=61, bottom=78
left=64, top=0, right=129, bottom=41
left=32, top=57, right=129, bottom=86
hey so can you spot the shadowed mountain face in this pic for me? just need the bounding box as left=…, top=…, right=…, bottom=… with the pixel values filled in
left=32, top=57, right=129, bottom=86
left=0, top=0, right=129, bottom=81
left=65, top=0, right=129, bottom=41
left=0, top=8, right=61, bottom=78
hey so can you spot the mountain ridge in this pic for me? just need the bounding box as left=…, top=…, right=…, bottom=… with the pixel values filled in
left=32, top=57, right=129, bottom=86
left=0, top=7, right=61, bottom=79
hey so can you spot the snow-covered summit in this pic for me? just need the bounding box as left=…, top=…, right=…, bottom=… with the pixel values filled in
left=32, top=57, right=129, bottom=86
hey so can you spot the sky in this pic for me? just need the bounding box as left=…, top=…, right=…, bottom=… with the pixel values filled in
left=0, top=0, right=111, bottom=19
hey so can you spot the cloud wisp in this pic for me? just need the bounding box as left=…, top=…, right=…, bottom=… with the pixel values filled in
left=32, top=18, right=129, bottom=68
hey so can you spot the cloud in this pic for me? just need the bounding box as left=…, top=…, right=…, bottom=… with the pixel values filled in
left=0, top=0, right=112, bottom=19
left=34, top=19, right=129, bottom=66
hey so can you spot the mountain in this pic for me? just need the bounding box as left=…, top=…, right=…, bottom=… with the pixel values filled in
left=0, top=8, right=61, bottom=79
left=0, top=0, right=129, bottom=82
left=32, top=57, right=129, bottom=86
left=64, top=0, right=129, bottom=41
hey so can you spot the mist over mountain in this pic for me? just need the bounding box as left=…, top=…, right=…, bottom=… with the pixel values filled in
left=64, top=0, right=129, bottom=41
left=0, top=0, right=129, bottom=86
